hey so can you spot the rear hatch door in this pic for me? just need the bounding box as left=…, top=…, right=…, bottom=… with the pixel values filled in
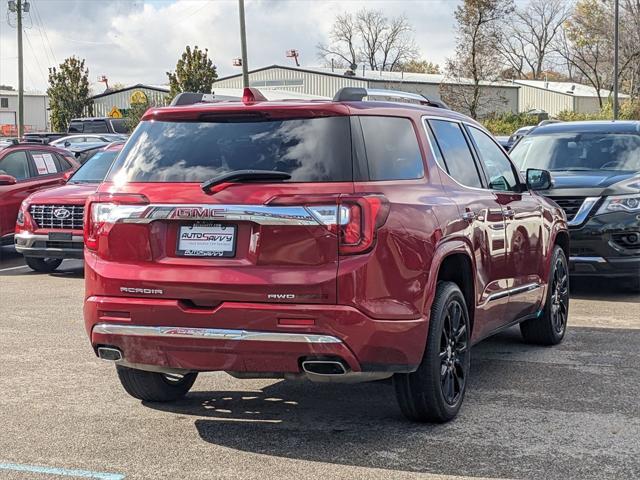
left=91, top=108, right=354, bottom=306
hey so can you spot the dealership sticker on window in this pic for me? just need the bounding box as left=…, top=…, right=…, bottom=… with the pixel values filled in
left=42, top=153, right=57, bottom=174
left=32, top=154, right=48, bottom=175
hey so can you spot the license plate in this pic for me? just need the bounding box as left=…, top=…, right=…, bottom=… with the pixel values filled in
left=176, top=223, right=236, bottom=257
left=49, top=232, right=72, bottom=241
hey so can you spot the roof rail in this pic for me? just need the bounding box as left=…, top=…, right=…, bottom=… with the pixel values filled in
left=170, top=92, right=240, bottom=106
left=333, top=87, right=449, bottom=109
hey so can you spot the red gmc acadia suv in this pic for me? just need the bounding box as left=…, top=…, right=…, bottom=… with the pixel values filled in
left=84, top=88, right=569, bottom=422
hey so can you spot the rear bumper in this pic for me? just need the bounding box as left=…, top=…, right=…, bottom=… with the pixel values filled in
left=14, top=232, right=84, bottom=259
left=85, top=296, right=427, bottom=374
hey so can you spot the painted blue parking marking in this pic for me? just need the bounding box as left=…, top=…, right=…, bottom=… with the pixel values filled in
left=0, top=462, right=125, bottom=479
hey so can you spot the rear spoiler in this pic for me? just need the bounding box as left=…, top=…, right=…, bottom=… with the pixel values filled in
left=170, top=88, right=268, bottom=106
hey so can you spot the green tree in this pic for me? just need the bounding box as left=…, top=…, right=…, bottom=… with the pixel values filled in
left=167, top=46, right=217, bottom=100
left=124, top=99, right=150, bottom=132
left=398, top=59, right=441, bottom=74
left=47, top=56, right=92, bottom=132
left=443, top=0, right=514, bottom=118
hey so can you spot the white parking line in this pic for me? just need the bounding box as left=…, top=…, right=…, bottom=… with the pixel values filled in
left=0, top=462, right=124, bottom=479
left=0, top=264, right=29, bottom=272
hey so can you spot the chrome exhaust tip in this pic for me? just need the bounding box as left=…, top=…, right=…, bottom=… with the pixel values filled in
left=301, top=360, right=347, bottom=376
left=97, top=346, right=123, bottom=362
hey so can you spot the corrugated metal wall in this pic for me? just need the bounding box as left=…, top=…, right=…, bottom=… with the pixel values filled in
left=575, top=97, right=602, bottom=114
left=91, top=88, right=169, bottom=117
left=518, top=85, right=574, bottom=115
left=214, top=67, right=366, bottom=97
left=0, top=93, right=49, bottom=132
left=214, top=67, right=518, bottom=114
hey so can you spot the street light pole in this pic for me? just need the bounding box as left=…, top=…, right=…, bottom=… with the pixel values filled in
left=16, top=0, right=25, bottom=137
left=238, top=0, right=249, bottom=88
left=613, top=0, right=619, bottom=120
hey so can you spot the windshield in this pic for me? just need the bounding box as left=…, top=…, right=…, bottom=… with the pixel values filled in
left=69, top=150, right=120, bottom=183
left=510, top=132, right=640, bottom=172
left=108, top=117, right=352, bottom=183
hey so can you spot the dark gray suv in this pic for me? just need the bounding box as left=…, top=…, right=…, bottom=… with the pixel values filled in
left=510, top=121, right=640, bottom=290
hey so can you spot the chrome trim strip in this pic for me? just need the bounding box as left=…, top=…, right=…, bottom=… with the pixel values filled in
left=485, top=282, right=541, bottom=303
left=569, top=256, right=607, bottom=264
left=123, top=204, right=322, bottom=226
left=566, top=197, right=600, bottom=227
left=93, top=324, right=343, bottom=344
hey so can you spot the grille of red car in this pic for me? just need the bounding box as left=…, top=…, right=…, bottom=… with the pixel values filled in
left=29, top=204, right=84, bottom=230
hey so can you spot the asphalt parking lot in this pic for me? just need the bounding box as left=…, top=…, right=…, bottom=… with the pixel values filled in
left=0, top=247, right=639, bottom=480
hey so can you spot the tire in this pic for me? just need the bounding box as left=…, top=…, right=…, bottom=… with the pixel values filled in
left=24, top=257, right=63, bottom=273
left=520, top=245, right=569, bottom=345
left=394, top=281, right=471, bottom=423
left=116, top=365, right=198, bottom=402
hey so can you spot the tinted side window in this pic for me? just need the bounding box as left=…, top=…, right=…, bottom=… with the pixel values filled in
left=360, top=116, right=424, bottom=181
left=110, top=118, right=129, bottom=134
left=429, top=120, right=483, bottom=188
left=68, top=121, right=84, bottom=133
left=54, top=153, right=73, bottom=171
left=0, top=151, right=30, bottom=180
left=468, top=127, right=519, bottom=192
left=83, top=121, right=109, bottom=133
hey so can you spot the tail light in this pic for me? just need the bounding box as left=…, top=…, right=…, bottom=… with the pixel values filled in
left=306, top=195, right=389, bottom=255
left=84, top=193, right=149, bottom=251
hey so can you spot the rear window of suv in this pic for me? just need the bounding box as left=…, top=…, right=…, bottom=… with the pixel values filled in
left=108, top=117, right=352, bottom=183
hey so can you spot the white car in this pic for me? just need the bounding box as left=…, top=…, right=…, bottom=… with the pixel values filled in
left=50, top=134, right=127, bottom=148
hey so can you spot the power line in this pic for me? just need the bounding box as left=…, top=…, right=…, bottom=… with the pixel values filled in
left=23, top=29, right=48, bottom=85
left=31, top=0, right=57, bottom=66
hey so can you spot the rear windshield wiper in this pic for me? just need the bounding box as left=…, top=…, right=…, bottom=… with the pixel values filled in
left=201, top=170, right=292, bottom=194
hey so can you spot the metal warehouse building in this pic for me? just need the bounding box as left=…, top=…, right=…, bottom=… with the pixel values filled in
left=513, top=79, right=629, bottom=116
left=0, top=89, right=49, bottom=134
left=214, top=65, right=520, bottom=116
left=89, top=84, right=170, bottom=117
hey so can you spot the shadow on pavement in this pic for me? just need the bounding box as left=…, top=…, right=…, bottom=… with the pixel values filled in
left=145, top=326, right=640, bottom=480
left=0, top=246, right=84, bottom=277
left=570, top=277, right=639, bottom=303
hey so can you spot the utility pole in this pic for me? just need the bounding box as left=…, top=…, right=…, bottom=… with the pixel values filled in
left=613, top=0, right=619, bottom=120
left=238, top=0, right=249, bottom=88
left=8, top=0, right=26, bottom=137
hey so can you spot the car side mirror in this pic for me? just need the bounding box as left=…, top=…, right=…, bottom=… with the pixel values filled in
left=64, top=141, right=70, bottom=147
left=526, top=168, right=553, bottom=191
left=63, top=171, right=73, bottom=181
left=0, top=174, right=17, bottom=185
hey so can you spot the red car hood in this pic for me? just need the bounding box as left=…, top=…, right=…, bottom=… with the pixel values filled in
left=26, top=183, right=98, bottom=205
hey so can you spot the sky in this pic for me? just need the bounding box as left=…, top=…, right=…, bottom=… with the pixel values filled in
left=0, top=0, right=458, bottom=94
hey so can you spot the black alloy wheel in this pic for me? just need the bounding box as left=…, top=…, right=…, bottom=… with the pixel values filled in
left=439, top=300, right=469, bottom=405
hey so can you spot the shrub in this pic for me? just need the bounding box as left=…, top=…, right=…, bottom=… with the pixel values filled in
left=481, top=112, right=538, bottom=135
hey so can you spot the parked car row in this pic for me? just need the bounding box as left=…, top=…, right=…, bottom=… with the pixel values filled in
left=14, top=142, right=124, bottom=271
left=0, top=89, right=637, bottom=424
